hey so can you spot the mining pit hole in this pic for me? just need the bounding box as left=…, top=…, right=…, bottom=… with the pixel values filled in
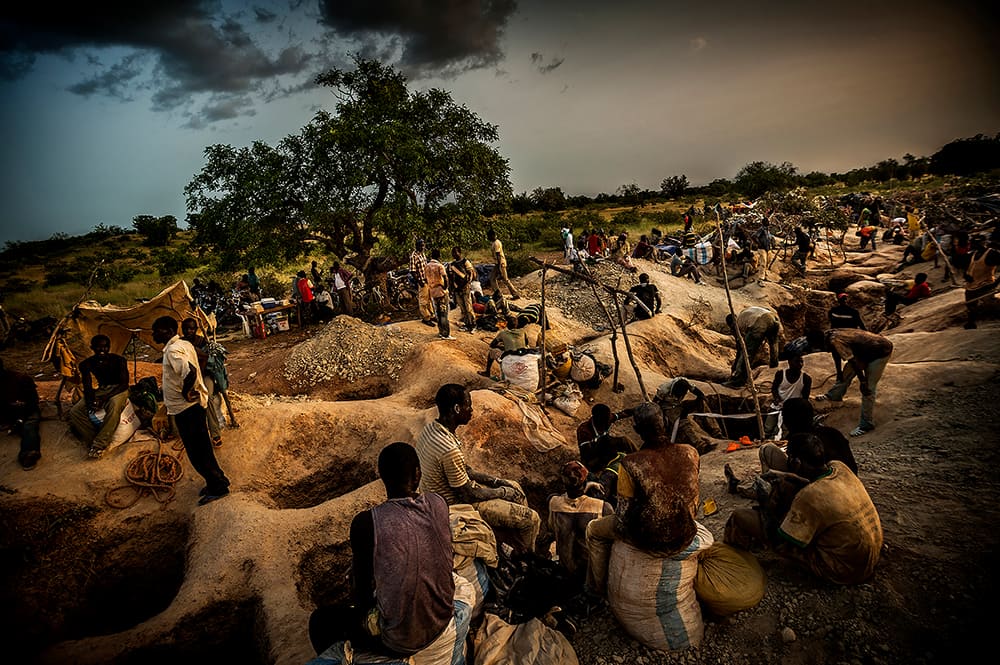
left=0, top=500, right=188, bottom=662
left=297, top=541, right=353, bottom=609
left=114, top=597, right=270, bottom=665
left=699, top=393, right=768, bottom=440
left=266, top=458, right=377, bottom=510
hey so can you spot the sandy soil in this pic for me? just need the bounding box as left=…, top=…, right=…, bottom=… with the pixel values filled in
left=1, top=238, right=999, bottom=664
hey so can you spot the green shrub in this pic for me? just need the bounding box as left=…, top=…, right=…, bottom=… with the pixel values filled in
left=154, top=247, right=198, bottom=277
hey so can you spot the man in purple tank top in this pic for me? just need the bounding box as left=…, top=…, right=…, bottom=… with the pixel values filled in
left=308, top=442, right=455, bottom=657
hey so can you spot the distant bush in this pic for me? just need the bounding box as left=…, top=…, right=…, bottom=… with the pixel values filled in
left=154, top=247, right=198, bottom=277
left=2, top=277, right=34, bottom=293
left=610, top=208, right=643, bottom=229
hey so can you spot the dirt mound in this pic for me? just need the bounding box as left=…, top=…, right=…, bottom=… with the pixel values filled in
left=3, top=230, right=1000, bottom=664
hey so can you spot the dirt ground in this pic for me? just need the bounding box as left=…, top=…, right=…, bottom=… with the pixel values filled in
left=1, top=238, right=999, bottom=664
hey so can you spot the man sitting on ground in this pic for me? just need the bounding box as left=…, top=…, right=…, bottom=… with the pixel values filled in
left=308, top=442, right=455, bottom=658
left=1, top=358, right=42, bottom=470
left=480, top=315, right=530, bottom=379
left=884, top=272, right=930, bottom=315
left=726, top=397, right=857, bottom=497
left=575, top=404, right=636, bottom=504
left=548, top=461, right=612, bottom=586
left=69, top=334, right=130, bottom=459
left=724, top=433, right=882, bottom=585
left=586, top=403, right=700, bottom=594
left=627, top=273, right=661, bottom=320
left=415, top=384, right=541, bottom=553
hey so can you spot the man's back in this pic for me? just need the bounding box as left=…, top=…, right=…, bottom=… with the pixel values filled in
left=367, top=493, right=455, bottom=654
left=779, top=461, right=882, bottom=584
left=617, top=443, right=700, bottom=554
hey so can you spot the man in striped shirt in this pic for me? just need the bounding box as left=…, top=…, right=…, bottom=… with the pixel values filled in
left=415, top=383, right=540, bottom=553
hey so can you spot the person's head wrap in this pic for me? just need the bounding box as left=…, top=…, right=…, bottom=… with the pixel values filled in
left=561, top=461, right=588, bottom=490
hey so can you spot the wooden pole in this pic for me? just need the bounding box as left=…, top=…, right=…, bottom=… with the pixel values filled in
left=715, top=217, right=766, bottom=440
left=613, top=291, right=649, bottom=401
left=918, top=216, right=958, bottom=286
left=539, top=264, right=548, bottom=409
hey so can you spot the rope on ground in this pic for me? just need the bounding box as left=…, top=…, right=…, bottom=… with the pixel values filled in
left=105, top=438, right=184, bottom=509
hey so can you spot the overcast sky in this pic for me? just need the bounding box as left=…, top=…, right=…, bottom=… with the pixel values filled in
left=1, top=0, right=997, bottom=244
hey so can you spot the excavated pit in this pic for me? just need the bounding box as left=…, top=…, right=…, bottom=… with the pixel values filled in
left=0, top=499, right=188, bottom=663
left=297, top=541, right=353, bottom=609
left=114, top=598, right=269, bottom=665
left=267, top=458, right=377, bottom=510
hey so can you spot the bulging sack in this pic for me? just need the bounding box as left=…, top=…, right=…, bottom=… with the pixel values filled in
left=607, top=523, right=713, bottom=652
left=501, top=352, right=541, bottom=391
left=694, top=542, right=766, bottom=617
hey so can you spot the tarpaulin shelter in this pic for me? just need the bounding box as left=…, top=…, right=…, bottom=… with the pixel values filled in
left=43, top=280, right=212, bottom=362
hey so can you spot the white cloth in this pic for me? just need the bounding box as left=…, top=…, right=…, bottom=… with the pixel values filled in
left=161, top=335, right=208, bottom=415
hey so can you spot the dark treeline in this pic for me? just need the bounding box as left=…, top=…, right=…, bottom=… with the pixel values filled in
left=512, top=133, right=1000, bottom=214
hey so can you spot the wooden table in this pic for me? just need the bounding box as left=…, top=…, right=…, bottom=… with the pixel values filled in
left=247, top=302, right=299, bottom=337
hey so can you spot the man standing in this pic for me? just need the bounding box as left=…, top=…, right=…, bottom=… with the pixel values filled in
left=425, top=249, right=453, bottom=340
left=152, top=316, right=230, bottom=505
left=181, top=318, right=225, bottom=447
left=1, top=358, right=42, bottom=470
left=725, top=306, right=781, bottom=387
left=627, top=273, right=660, bottom=320
left=828, top=293, right=866, bottom=330
left=410, top=239, right=435, bottom=326
left=296, top=270, right=315, bottom=325
left=308, top=442, right=456, bottom=658
left=415, top=384, right=540, bottom=553
left=330, top=260, right=354, bottom=317
left=487, top=229, right=521, bottom=299
left=69, top=334, right=130, bottom=459
left=246, top=267, right=261, bottom=300
left=763, top=353, right=812, bottom=439
left=586, top=403, right=700, bottom=594
left=810, top=328, right=893, bottom=437
left=448, top=247, right=476, bottom=332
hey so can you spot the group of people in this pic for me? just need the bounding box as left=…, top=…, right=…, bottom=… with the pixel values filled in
left=296, top=260, right=355, bottom=323
left=308, top=359, right=887, bottom=660
left=2, top=319, right=232, bottom=507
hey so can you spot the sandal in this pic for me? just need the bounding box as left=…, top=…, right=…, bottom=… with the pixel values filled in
left=849, top=426, right=872, bottom=437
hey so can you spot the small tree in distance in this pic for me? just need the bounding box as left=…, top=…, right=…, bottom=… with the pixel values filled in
left=734, top=161, right=798, bottom=199
left=660, top=175, right=689, bottom=198
left=132, top=215, right=178, bottom=247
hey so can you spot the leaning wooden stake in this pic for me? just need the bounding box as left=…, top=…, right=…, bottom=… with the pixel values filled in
left=919, top=216, right=959, bottom=286
left=539, top=264, right=548, bottom=410
left=613, top=291, right=649, bottom=401
left=715, top=218, right=766, bottom=439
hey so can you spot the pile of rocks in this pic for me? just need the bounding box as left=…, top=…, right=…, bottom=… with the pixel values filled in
left=283, top=316, right=414, bottom=388
left=524, top=260, right=645, bottom=330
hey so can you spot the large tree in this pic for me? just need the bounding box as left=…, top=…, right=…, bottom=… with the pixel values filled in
left=185, top=57, right=512, bottom=269
left=733, top=161, right=798, bottom=199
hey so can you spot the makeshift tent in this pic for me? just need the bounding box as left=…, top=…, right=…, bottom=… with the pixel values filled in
left=43, top=280, right=212, bottom=362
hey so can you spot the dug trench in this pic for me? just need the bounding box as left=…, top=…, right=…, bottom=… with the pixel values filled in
left=0, top=498, right=188, bottom=663
left=3, top=245, right=999, bottom=664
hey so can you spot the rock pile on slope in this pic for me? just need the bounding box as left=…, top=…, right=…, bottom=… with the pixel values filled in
left=283, top=315, right=414, bottom=388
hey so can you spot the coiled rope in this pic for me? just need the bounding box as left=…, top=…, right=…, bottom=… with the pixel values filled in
left=105, top=438, right=185, bottom=509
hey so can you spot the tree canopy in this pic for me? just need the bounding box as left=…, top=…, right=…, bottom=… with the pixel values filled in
left=185, top=57, right=512, bottom=270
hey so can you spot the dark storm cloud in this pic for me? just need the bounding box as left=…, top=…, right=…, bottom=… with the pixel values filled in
left=530, top=52, right=563, bottom=74
left=0, top=1, right=313, bottom=118
left=253, top=6, right=278, bottom=23
left=67, top=52, right=146, bottom=100
left=317, top=0, right=518, bottom=77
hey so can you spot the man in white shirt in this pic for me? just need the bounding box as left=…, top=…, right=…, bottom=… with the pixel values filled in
left=152, top=316, right=231, bottom=505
